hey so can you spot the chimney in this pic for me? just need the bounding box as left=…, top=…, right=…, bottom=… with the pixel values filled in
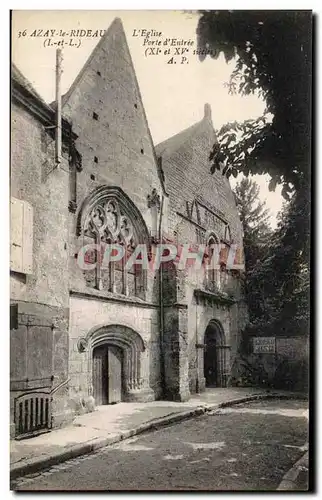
left=55, top=49, right=63, bottom=164
left=204, top=103, right=212, bottom=121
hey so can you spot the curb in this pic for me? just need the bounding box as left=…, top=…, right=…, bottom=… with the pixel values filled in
left=10, top=407, right=206, bottom=482
left=276, top=449, right=309, bottom=491
left=10, top=391, right=307, bottom=482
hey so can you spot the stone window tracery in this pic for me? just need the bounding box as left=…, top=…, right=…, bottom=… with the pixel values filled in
left=79, top=187, right=149, bottom=298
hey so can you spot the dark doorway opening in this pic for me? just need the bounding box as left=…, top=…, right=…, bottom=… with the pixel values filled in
left=92, top=344, right=123, bottom=405
left=204, top=335, right=218, bottom=387
left=204, top=321, right=227, bottom=388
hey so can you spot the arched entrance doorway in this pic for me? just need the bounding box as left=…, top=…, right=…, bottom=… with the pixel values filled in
left=87, top=324, right=146, bottom=405
left=204, top=320, right=229, bottom=388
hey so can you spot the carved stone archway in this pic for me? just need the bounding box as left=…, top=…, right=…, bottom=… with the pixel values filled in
left=81, top=324, right=154, bottom=403
left=76, top=186, right=150, bottom=296
left=76, top=185, right=150, bottom=241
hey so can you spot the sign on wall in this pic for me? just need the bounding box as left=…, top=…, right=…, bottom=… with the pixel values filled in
left=253, top=337, right=276, bottom=354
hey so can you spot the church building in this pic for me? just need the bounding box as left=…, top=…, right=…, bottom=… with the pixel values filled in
left=10, top=18, right=246, bottom=439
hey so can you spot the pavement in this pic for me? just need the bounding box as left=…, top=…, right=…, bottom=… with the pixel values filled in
left=10, top=387, right=308, bottom=488
left=277, top=449, right=309, bottom=491
left=11, top=397, right=309, bottom=491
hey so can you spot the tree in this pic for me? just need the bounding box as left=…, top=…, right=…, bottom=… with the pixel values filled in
left=233, top=177, right=272, bottom=330
left=234, top=177, right=272, bottom=271
left=196, top=10, right=312, bottom=198
left=196, top=10, right=311, bottom=340
left=236, top=196, right=310, bottom=389
left=244, top=195, right=310, bottom=337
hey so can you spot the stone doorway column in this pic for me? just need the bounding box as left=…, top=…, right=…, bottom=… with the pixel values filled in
left=163, top=306, right=190, bottom=401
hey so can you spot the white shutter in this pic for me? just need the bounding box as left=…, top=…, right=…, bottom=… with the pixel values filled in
left=10, top=197, right=33, bottom=274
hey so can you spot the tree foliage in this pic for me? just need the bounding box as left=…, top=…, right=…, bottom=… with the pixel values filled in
left=244, top=194, right=310, bottom=338
left=197, top=10, right=311, bottom=341
left=234, top=177, right=272, bottom=271
left=197, top=10, right=312, bottom=197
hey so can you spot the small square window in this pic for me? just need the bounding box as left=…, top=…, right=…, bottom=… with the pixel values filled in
left=93, top=112, right=99, bottom=121
left=97, top=71, right=101, bottom=76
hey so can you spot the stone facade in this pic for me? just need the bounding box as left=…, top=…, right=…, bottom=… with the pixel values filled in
left=155, top=103, right=247, bottom=400
left=10, top=17, right=247, bottom=438
left=10, top=64, right=76, bottom=436
left=232, top=336, right=309, bottom=391
left=61, top=18, right=165, bottom=407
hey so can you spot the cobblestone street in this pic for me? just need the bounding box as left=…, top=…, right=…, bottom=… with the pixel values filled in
left=10, top=9, right=311, bottom=495
left=12, top=398, right=308, bottom=492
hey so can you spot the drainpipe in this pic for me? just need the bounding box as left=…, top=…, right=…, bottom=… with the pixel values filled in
left=158, top=193, right=166, bottom=398
left=195, top=295, right=200, bottom=394
left=55, top=48, right=62, bottom=165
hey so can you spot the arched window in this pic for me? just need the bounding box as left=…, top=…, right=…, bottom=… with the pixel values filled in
left=221, top=225, right=232, bottom=288
left=77, top=186, right=149, bottom=298
left=224, top=224, right=232, bottom=243
left=206, top=233, right=220, bottom=291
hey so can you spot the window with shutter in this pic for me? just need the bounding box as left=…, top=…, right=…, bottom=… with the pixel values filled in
left=10, top=197, right=33, bottom=274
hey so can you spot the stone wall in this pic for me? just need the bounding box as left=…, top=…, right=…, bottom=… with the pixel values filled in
left=11, top=18, right=248, bottom=436
left=10, top=101, right=71, bottom=435
left=68, top=295, right=161, bottom=402
left=232, top=336, right=309, bottom=392
left=157, top=113, right=243, bottom=245
left=62, top=17, right=164, bottom=258
left=167, top=214, right=245, bottom=395
left=155, top=109, right=246, bottom=395
left=274, top=337, right=309, bottom=391
left=60, top=19, right=166, bottom=410
left=11, top=103, right=70, bottom=309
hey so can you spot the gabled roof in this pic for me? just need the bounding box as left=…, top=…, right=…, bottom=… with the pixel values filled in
left=61, top=17, right=122, bottom=107
left=11, top=62, right=76, bottom=140
left=12, top=62, right=53, bottom=112
left=155, top=120, right=204, bottom=159
left=60, top=17, right=167, bottom=194
left=155, top=103, right=216, bottom=160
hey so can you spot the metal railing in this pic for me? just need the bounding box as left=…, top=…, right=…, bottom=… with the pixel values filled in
left=14, top=391, right=52, bottom=439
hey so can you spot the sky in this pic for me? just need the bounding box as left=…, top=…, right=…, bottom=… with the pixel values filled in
left=12, top=10, right=283, bottom=228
